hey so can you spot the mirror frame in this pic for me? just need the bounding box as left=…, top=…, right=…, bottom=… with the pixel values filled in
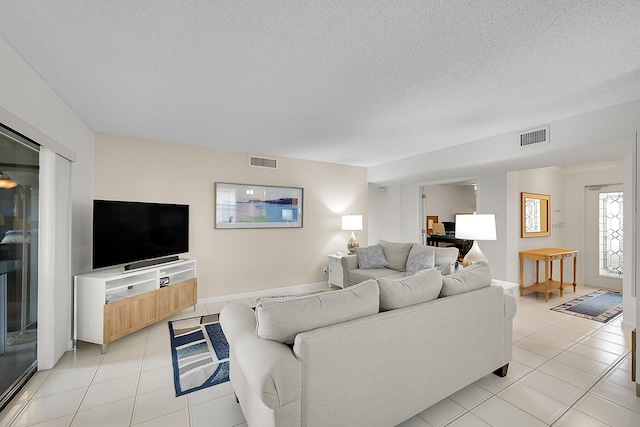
left=521, top=192, right=550, bottom=238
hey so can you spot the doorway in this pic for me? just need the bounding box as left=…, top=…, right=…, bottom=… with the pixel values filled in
left=584, top=184, right=623, bottom=291
left=420, top=181, right=476, bottom=244
left=0, top=125, right=39, bottom=410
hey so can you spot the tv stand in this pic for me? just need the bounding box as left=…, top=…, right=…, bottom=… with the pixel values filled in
left=124, top=255, right=180, bottom=271
left=74, top=259, right=197, bottom=353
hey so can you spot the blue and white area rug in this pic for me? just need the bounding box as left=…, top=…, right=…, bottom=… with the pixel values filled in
left=550, top=289, right=623, bottom=323
left=168, top=314, right=229, bottom=396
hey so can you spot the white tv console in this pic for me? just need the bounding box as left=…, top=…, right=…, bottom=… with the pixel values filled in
left=74, top=259, right=197, bottom=353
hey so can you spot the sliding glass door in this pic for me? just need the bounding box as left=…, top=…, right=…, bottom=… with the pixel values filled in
left=0, top=124, right=39, bottom=410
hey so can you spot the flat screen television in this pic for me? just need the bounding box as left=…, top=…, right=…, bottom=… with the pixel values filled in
left=93, top=199, right=189, bottom=269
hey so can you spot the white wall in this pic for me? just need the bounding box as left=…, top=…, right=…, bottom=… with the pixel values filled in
left=514, top=167, right=566, bottom=286
left=424, top=184, right=476, bottom=223
left=368, top=183, right=401, bottom=243
left=94, top=134, right=368, bottom=299
left=0, top=35, right=94, bottom=368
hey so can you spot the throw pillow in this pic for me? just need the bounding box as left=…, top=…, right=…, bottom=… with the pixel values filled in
left=378, top=240, right=413, bottom=271
left=355, top=244, right=389, bottom=269
left=377, top=269, right=443, bottom=311
left=407, top=243, right=431, bottom=261
left=255, top=280, right=380, bottom=344
left=440, top=262, right=492, bottom=297
left=405, top=247, right=435, bottom=276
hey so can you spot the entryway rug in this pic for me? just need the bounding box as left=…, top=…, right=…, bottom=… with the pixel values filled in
left=550, top=289, right=623, bottom=323
left=168, top=314, right=229, bottom=396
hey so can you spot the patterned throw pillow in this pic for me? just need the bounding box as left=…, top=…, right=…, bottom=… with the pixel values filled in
left=405, top=248, right=435, bottom=276
left=355, top=244, right=389, bottom=269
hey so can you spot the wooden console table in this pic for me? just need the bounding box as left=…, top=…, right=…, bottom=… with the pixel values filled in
left=519, top=248, right=577, bottom=301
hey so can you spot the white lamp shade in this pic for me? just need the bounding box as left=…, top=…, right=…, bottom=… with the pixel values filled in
left=455, top=214, right=496, bottom=240
left=342, top=214, right=363, bottom=231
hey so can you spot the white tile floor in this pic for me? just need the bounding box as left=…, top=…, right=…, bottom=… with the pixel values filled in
left=1, top=285, right=638, bottom=426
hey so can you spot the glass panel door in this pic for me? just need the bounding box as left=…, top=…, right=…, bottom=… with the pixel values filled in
left=0, top=124, right=39, bottom=410
left=585, top=184, right=623, bottom=291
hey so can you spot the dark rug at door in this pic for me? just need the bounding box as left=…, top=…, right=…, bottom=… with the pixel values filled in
left=550, top=289, right=622, bottom=323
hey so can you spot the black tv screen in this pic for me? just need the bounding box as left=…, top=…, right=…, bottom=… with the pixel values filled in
left=93, top=200, right=189, bottom=269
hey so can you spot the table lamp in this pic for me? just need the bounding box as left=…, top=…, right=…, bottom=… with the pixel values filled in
left=455, top=214, right=496, bottom=267
left=0, top=172, right=18, bottom=189
left=342, top=214, right=363, bottom=254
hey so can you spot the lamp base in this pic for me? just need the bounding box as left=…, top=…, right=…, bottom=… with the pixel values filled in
left=347, top=231, right=359, bottom=254
left=462, top=241, right=489, bottom=267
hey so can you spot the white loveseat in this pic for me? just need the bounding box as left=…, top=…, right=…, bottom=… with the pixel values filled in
left=341, top=240, right=460, bottom=287
left=220, top=263, right=516, bottom=427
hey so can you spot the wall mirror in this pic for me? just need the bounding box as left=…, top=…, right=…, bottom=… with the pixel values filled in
left=521, top=192, right=550, bottom=238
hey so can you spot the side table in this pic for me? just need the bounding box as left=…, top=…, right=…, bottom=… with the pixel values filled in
left=328, top=254, right=347, bottom=288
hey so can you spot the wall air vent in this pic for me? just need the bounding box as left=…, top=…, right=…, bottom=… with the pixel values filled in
left=249, top=156, right=277, bottom=169
left=519, top=126, right=550, bottom=147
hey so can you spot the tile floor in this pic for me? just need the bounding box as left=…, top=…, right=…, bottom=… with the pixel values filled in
left=1, top=285, right=639, bottom=426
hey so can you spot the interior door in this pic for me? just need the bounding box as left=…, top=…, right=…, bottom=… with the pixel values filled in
left=584, top=184, right=623, bottom=291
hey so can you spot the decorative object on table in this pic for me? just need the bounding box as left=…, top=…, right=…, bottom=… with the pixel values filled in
left=342, top=214, right=363, bottom=254
left=431, top=222, right=445, bottom=235
left=214, top=182, right=303, bottom=229
left=455, top=213, right=496, bottom=267
left=426, top=215, right=438, bottom=235
left=550, top=289, right=622, bottom=323
left=521, top=192, right=551, bottom=238
left=168, top=314, right=229, bottom=396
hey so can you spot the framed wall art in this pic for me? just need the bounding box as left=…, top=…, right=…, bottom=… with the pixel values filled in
left=215, top=182, right=303, bottom=229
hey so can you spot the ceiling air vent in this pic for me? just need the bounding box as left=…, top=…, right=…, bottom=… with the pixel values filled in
left=249, top=156, right=277, bottom=169
left=519, top=126, right=550, bottom=147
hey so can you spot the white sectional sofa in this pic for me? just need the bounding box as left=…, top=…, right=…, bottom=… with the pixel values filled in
left=220, top=262, right=516, bottom=427
left=340, top=240, right=460, bottom=287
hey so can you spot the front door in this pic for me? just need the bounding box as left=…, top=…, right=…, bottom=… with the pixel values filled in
left=584, top=184, right=623, bottom=291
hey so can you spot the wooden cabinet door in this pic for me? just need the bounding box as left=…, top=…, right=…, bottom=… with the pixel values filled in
left=158, top=278, right=197, bottom=319
left=103, top=291, right=159, bottom=343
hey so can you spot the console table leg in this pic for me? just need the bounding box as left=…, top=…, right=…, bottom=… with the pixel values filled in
left=519, top=258, right=524, bottom=296
left=572, top=255, right=577, bottom=292
left=560, top=259, right=564, bottom=298
left=544, top=261, right=550, bottom=302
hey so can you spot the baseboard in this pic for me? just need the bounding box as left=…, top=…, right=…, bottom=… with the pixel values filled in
left=622, top=319, right=636, bottom=330
left=197, top=281, right=329, bottom=305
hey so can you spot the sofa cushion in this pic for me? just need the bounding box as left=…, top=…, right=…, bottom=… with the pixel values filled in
left=377, top=268, right=443, bottom=311
left=349, top=268, right=401, bottom=284
left=407, top=243, right=430, bottom=261
left=405, top=248, right=435, bottom=276
left=440, top=262, right=492, bottom=297
left=355, top=244, right=389, bottom=269
left=255, top=280, right=380, bottom=344
left=378, top=240, right=413, bottom=271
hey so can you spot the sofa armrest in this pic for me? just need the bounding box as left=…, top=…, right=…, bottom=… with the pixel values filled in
left=220, top=303, right=302, bottom=409
left=340, top=254, right=358, bottom=271
left=503, top=293, right=517, bottom=319
left=434, top=247, right=459, bottom=266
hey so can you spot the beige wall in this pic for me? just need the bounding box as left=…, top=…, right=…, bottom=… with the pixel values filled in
left=94, top=134, right=367, bottom=299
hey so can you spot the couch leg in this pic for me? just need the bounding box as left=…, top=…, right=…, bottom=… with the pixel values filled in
left=493, top=364, right=509, bottom=377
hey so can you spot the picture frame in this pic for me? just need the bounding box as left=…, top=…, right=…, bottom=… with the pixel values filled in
left=521, top=192, right=551, bottom=238
left=215, top=182, right=303, bottom=229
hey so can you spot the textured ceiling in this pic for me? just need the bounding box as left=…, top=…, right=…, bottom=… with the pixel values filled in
left=1, top=1, right=639, bottom=167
